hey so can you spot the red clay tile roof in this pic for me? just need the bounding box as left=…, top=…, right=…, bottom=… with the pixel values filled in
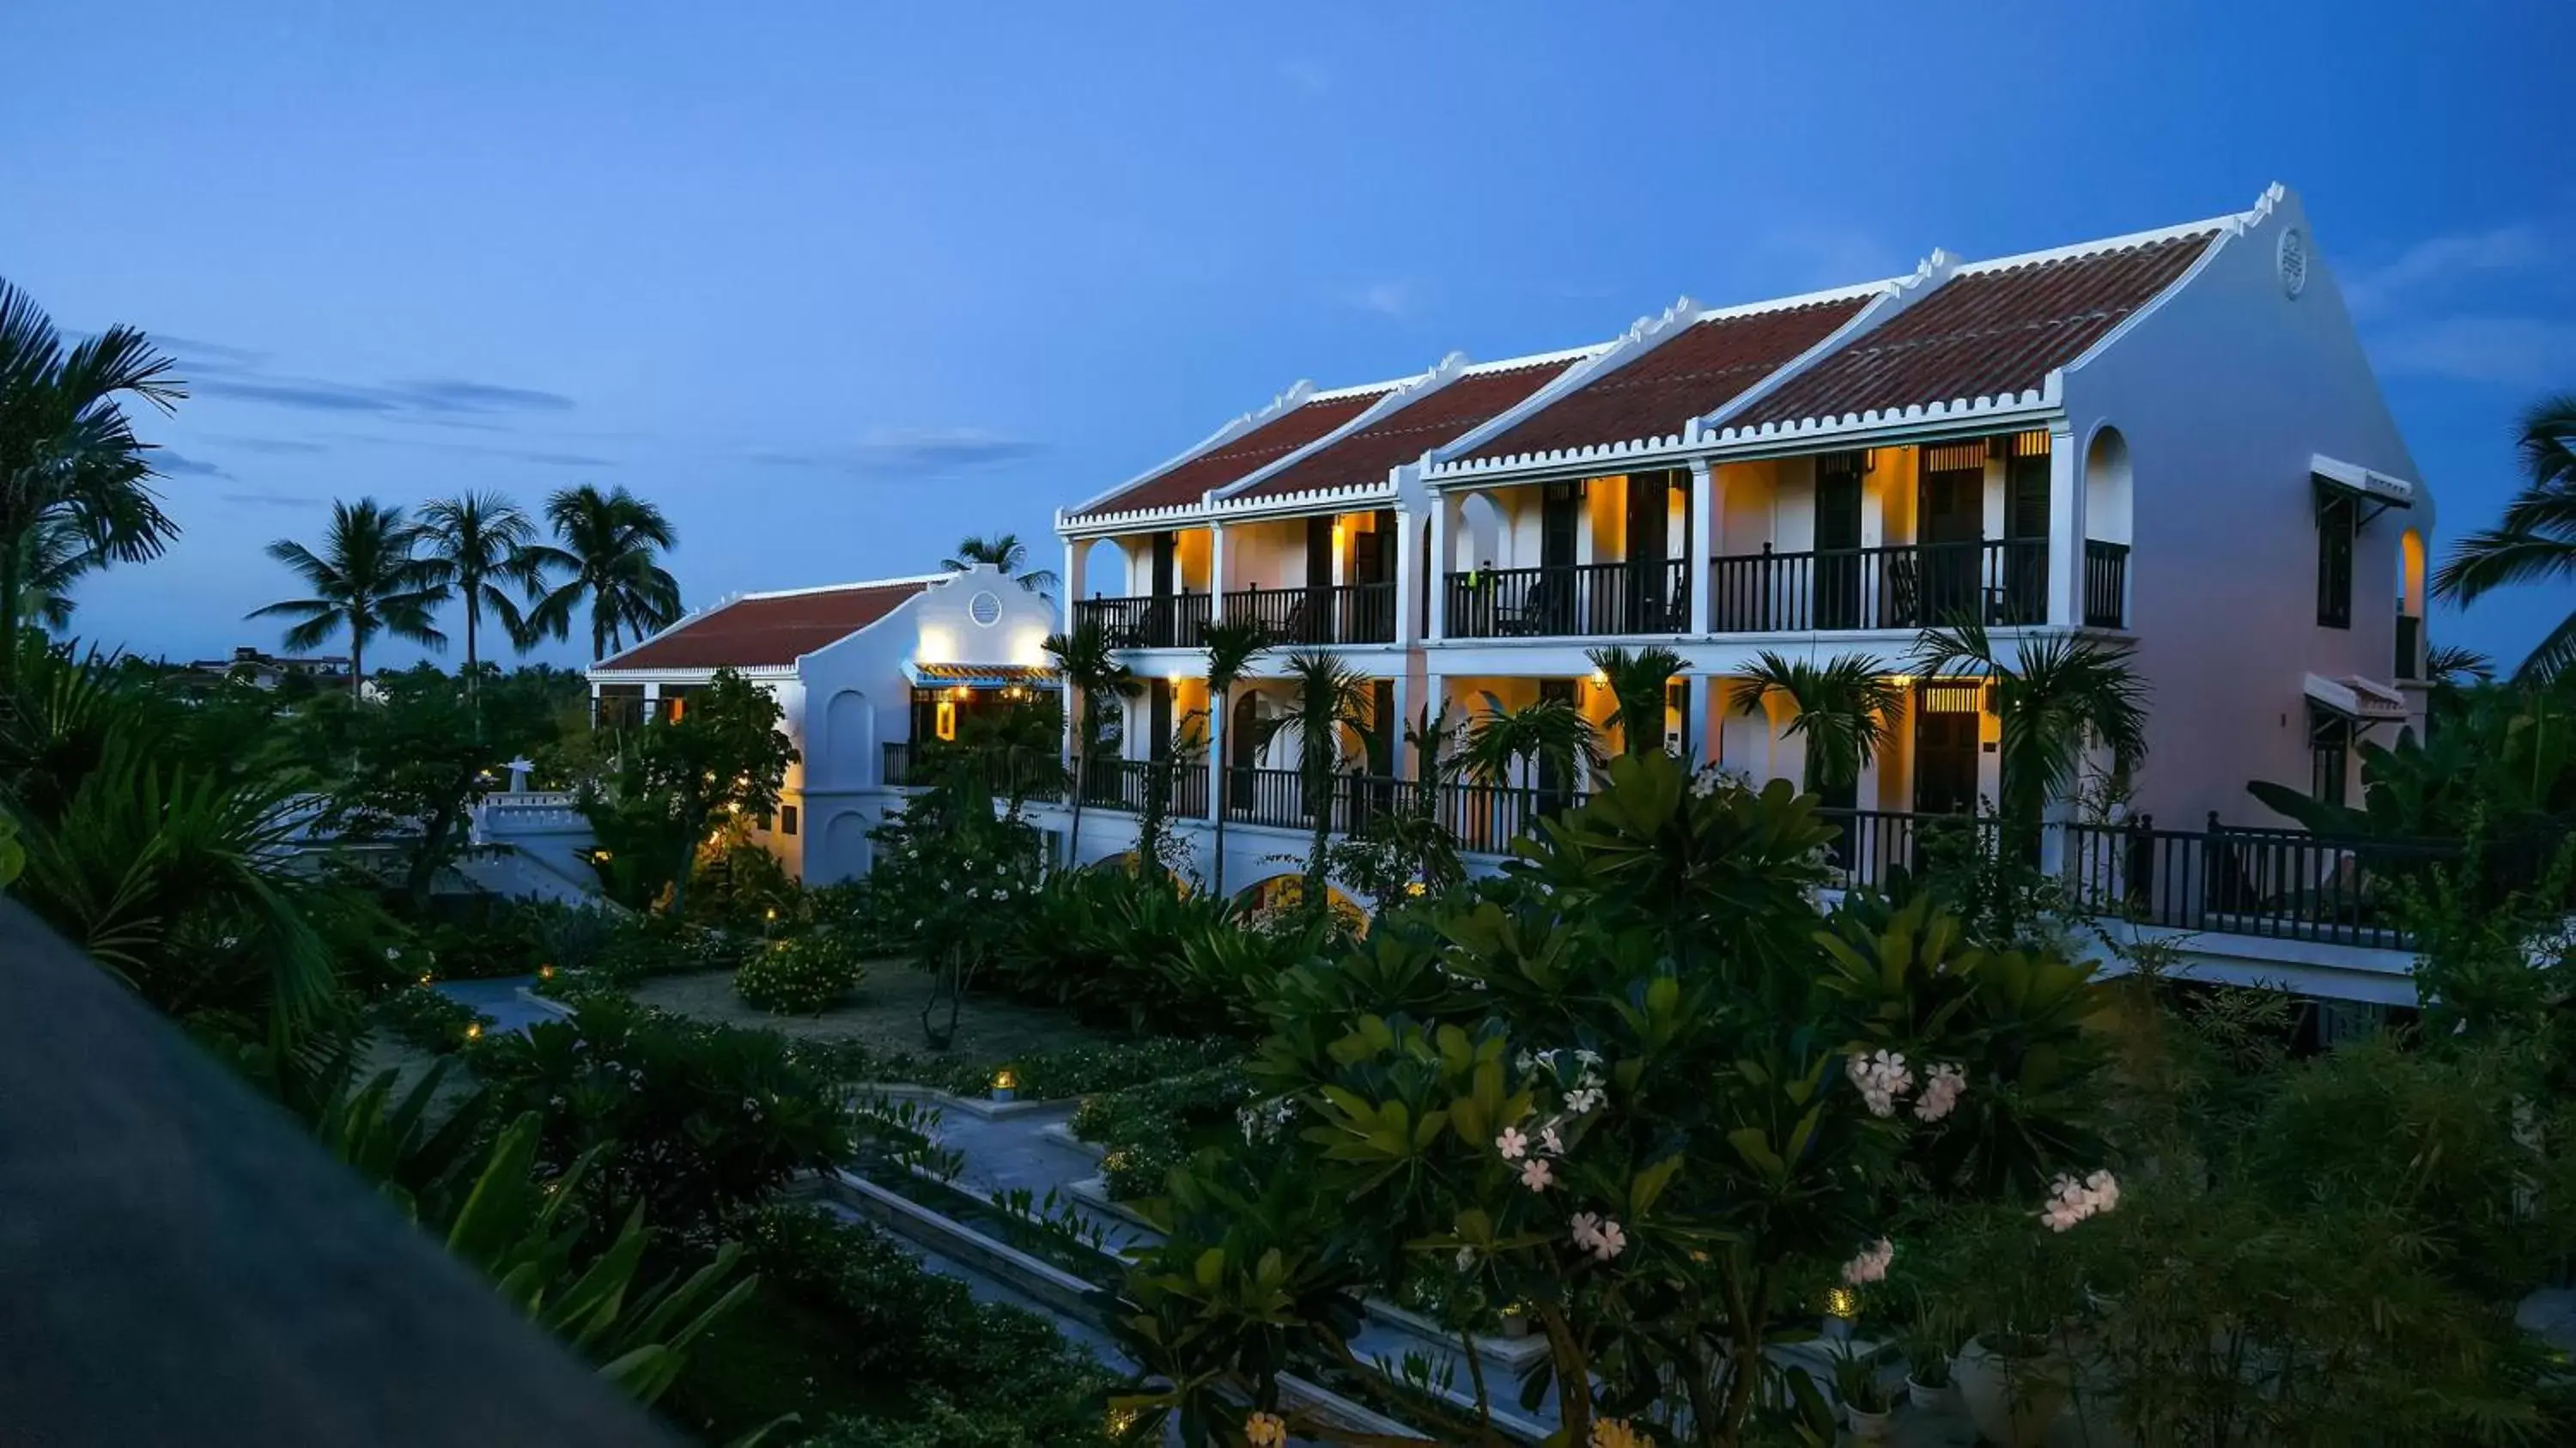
left=601, top=581, right=930, bottom=670
left=1236, top=359, right=1582, bottom=500
left=1069, top=390, right=1391, bottom=520
left=1734, top=233, right=2216, bottom=429
left=1464, top=299, right=1869, bottom=461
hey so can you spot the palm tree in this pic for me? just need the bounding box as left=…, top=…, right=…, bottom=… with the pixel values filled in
left=1462, top=692, right=1604, bottom=792
left=2434, top=392, right=2576, bottom=680
left=15, top=515, right=100, bottom=633
left=416, top=491, right=544, bottom=691
left=1587, top=644, right=1686, bottom=757
left=524, top=484, right=683, bottom=662
left=1198, top=618, right=1271, bottom=897
left=1733, top=652, right=1902, bottom=806
left=1257, top=650, right=1374, bottom=915
left=2426, top=643, right=2496, bottom=688
left=1908, top=621, right=2148, bottom=830
left=1043, top=622, right=1139, bottom=870
left=0, top=277, right=185, bottom=688
left=945, top=532, right=1059, bottom=596
left=248, top=498, right=447, bottom=697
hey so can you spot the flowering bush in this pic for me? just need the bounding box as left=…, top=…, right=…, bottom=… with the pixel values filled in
left=733, top=930, right=868, bottom=1014
left=1120, top=752, right=2113, bottom=1445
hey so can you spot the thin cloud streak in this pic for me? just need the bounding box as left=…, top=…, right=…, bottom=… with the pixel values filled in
left=753, top=428, right=1046, bottom=478
left=2342, top=223, right=2545, bottom=318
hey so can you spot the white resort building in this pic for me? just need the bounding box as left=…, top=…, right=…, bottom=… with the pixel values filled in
left=531, top=564, right=1060, bottom=884
left=1036, top=183, right=2438, bottom=1004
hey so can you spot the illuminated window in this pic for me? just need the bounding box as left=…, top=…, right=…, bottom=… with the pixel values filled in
left=935, top=700, right=957, bottom=740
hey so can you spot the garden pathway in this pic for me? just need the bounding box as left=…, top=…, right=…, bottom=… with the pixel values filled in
left=431, top=976, right=555, bottom=1034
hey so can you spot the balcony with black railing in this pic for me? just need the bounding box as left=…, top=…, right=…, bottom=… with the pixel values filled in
left=1219, top=581, right=1399, bottom=646
left=1071, top=592, right=1214, bottom=649
left=2083, top=540, right=2130, bottom=629
left=1705, top=539, right=2048, bottom=634
left=1443, top=559, right=1691, bottom=640
left=1075, top=582, right=1400, bottom=648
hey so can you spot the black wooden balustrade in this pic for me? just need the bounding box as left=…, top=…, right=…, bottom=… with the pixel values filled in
left=1072, top=592, right=1214, bottom=648
left=2059, top=815, right=2482, bottom=951
left=1705, top=539, right=2049, bottom=633
left=2083, top=540, right=2130, bottom=629
left=1220, top=581, right=1398, bottom=645
left=1443, top=560, right=1691, bottom=639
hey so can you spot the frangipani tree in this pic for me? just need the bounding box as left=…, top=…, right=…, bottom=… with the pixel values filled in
left=1120, top=752, right=2114, bottom=1445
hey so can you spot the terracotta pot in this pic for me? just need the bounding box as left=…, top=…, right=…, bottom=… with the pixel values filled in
left=1953, top=1336, right=2069, bottom=1448
left=1845, top=1404, right=1895, bottom=1442
left=1906, top=1372, right=1959, bottom=1415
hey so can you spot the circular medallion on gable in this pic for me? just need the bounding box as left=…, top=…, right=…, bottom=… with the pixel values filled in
left=969, top=591, right=1003, bottom=626
left=2277, top=227, right=2307, bottom=299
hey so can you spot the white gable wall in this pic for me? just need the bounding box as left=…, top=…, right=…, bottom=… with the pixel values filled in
left=789, top=566, right=1059, bottom=884
left=2063, top=187, right=2431, bottom=830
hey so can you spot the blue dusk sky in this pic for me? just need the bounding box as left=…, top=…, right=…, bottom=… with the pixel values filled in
left=3, top=1, right=2569, bottom=668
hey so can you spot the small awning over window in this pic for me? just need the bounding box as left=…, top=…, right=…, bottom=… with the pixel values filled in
left=2304, top=672, right=2409, bottom=725
left=903, top=661, right=1060, bottom=690
left=2312, top=453, right=2415, bottom=508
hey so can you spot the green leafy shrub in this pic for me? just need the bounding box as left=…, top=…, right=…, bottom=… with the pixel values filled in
left=731, top=1203, right=1121, bottom=1446
left=471, top=995, right=858, bottom=1237
left=733, top=931, right=868, bottom=1014
left=1072, top=1062, right=1255, bottom=1200
left=371, top=983, right=493, bottom=1054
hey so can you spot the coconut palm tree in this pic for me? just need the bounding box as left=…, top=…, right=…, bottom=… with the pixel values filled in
left=1197, top=618, right=1271, bottom=897
left=1462, top=692, right=1604, bottom=792
left=944, top=532, right=1059, bottom=596
left=0, top=277, right=185, bottom=689
left=2426, top=643, right=2495, bottom=688
left=248, top=498, right=447, bottom=698
left=1733, top=651, right=1902, bottom=801
left=1909, top=620, right=2148, bottom=830
left=523, top=484, right=683, bottom=662
left=416, top=491, right=544, bottom=700
left=1257, top=650, right=1374, bottom=914
left=1587, top=644, right=1687, bottom=757
left=2435, top=392, right=2576, bottom=680
left=1042, top=622, right=1138, bottom=871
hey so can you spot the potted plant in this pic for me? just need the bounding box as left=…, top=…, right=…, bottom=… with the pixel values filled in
left=1830, top=1340, right=1898, bottom=1442
left=1897, top=1300, right=1964, bottom=1414
left=1929, top=1180, right=2121, bottom=1448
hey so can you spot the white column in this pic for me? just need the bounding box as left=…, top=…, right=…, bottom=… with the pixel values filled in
left=1209, top=521, right=1229, bottom=600
left=1425, top=671, right=1449, bottom=776
left=1685, top=675, right=1712, bottom=767
left=1387, top=672, right=1415, bottom=778
left=1687, top=459, right=1714, bottom=636
left=1393, top=508, right=1424, bottom=648
left=1061, top=536, right=1085, bottom=633
left=2048, top=424, right=2083, bottom=626
left=1427, top=493, right=1455, bottom=642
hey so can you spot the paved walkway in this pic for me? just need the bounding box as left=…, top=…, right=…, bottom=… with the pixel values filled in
left=432, top=976, right=555, bottom=1034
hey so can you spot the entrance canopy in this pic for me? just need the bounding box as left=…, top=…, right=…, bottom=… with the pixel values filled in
left=903, top=661, right=1060, bottom=691
left=2304, top=672, right=2409, bottom=727
left=2311, top=453, right=2415, bottom=527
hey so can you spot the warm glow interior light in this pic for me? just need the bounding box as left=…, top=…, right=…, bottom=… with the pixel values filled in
left=992, top=1068, right=1020, bottom=1091
left=1589, top=669, right=1609, bottom=688
left=465, top=1022, right=483, bottom=1040
left=1823, top=1285, right=1861, bottom=1319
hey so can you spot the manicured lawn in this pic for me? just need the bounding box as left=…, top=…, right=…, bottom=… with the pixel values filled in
left=628, top=965, right=1121, bottom=1072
